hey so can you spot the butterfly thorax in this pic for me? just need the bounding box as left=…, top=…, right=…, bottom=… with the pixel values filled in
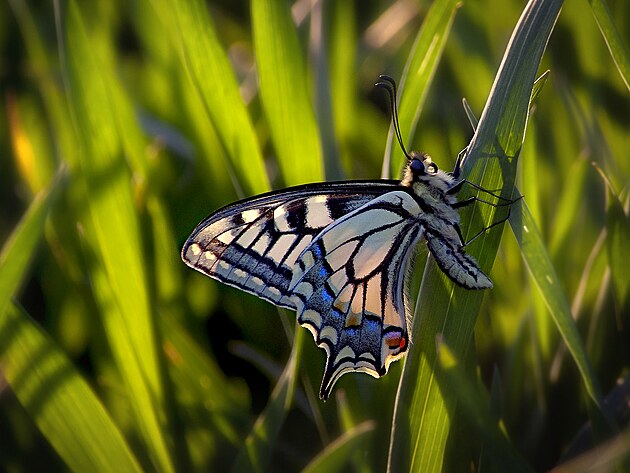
left=400, top=151, right=462, bottom=245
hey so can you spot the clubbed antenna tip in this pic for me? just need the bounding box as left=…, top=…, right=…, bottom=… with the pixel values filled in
left=375, top=75, right=411, bottom=161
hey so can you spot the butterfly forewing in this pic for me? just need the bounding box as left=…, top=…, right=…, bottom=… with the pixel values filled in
left=182, top=181, right=400, bottom=311
left=288, top=191, right=425, bottom=399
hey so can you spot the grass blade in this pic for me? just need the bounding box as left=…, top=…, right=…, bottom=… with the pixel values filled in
left=0, top=175, right=141, bottom=472
left=231, top=325, right=305, bottom=473
left=0, top=176, right=57, bottom=319
left=511, top=195, right=604, bottom=404
left=301, top=421, right=376, bottom=473
left=388, top=1, right=563, bottom=471
left=252, top=0, right=323, bottom=185
left=435, top=337, right=533, bottom=472
left=165, top=0, right=270, bottom=196
left=587, top=0, right=630, bottom=92
left=1, top=303, right=142, bottom=473
left=381, top=0, right=461, bottom=178
left=596, top=166, right=630, bottom=310
left=59, top=2, right=175, bottom=470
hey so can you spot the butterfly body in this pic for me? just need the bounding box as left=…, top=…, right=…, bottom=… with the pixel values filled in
left=182, top=151, right=492, bottom=399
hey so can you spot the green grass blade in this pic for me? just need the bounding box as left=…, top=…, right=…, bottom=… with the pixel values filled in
left=1, top=303, right=142, bottom=473
left=530, top=70, right=551, bottom=107
left=252, top=0, right=323, bottom=185
left=231, top=325, right=305, bottom=473
left=0, top=177, right=57, bottom=319
left=0, top=175, right=141, bottom=472
left=165, top=0, right=269, bottom=196
left=160, top=315, right=250, bottom=445
left=60, top=2, right=175, bottom=470
left=382, top=0, right=460, bottom=178
left=548, top=158, right=591, bottom=256
left=335, top=391, right=371, bottom=473
left=329, top=0, right=357, bottom=177
left=435, top=337, right=533, bottom=473
left=606, top=200, right=630, bottom=308
left=301, top=421, right=376, bottom=473
left=388, top=1, right=563, bottom=471
left=587, top=0, right=630, bottom=92
left=7, top=0, right=78, bottom=173
left=511, top=194, right=603, bottom=404
left=596, top=166, right=630, bottom=309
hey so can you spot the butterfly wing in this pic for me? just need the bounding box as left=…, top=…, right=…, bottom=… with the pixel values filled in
left=288, top=190, right=424, bottom=399
left=182, top=181, right=400, bottom=310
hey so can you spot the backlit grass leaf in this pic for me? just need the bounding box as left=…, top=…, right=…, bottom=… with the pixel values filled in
left=382, top=0, right=461, bottom=178
left=389, top=1, right=563, bottom=471
left=587, top=0, right=630, bottom=92
left=596, top=166, right=630, bottom=309
left=1, top=303, right=142, bottom=473
left=0, top=175, right=140, bottom=472
left=301, top=421, right=376, bottom=473
left=231, top=325, right=305, bottom=473
left=435, top=337, right=533, bottom=472
left=165, top=0, right=270, bottom=196
left=60, top=2, right=174, bottom=470
left=0, top=173, right=58, bottom=331
left=510, top=195, right=603, bottom=403
left=252, top=0, right=324, bottom=185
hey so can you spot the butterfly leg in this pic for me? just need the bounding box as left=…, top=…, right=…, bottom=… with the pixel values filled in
left=452, top=146, right=469, bottom=179
left=459, top=195, right=523, bottom=247
left=448, top=179, right=516, bottom=200
left=452, top=195, right=517, bottom=209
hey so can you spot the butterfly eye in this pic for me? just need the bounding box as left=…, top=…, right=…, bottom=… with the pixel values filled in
left=410, top=159, right=425, bottom=175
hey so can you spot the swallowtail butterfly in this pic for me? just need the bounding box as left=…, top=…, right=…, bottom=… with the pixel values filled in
left=182, top=75, right=513, bottom=400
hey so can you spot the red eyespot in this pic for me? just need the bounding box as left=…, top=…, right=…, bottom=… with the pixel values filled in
left=384, top=332, right=406, bottom=350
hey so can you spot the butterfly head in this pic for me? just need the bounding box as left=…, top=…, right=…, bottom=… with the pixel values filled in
left=402, top=151, right=456, bottom=194
left=375, top=76, right=457, bottom=194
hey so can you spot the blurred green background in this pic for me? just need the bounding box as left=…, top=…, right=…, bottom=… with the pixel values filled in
left=1, top=0, right=629, bottom=471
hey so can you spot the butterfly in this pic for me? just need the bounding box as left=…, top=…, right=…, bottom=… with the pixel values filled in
left=182, top=75, right=514, bottom=400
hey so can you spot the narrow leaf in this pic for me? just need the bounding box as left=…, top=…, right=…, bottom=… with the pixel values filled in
left=0, top=173, right=140, bottom=472
left=587, top=0, right=630, bottom=92
left=231, top=324, right=305, bottom=473
left=389, top=1, right=563, bottom=471
left=0, top=304, right=142, bottom=473
left=252, top=0, right=323, bottom=185
left=435, top=337, right=533, bottom=473
left=382, top=0, right=461, bottom=178
left=0, top=176, right=57, bottom=319
left=595, top=166, right=630, bottom=308
left=165, top=0, right=270, bottom=196
left=510, top=194, right=603, bottom=403
left=301, top=421, right=376, bottom=473
left=60, top=2, right=175, bottom=470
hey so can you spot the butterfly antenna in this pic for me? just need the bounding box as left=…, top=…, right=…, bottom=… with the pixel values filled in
left=376, top=75, right=411, bottom=161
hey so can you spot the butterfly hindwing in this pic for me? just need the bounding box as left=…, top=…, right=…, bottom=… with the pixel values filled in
left=182, top=181, right=400, bottom=310
left=288, top=191, right=425, bottom=399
